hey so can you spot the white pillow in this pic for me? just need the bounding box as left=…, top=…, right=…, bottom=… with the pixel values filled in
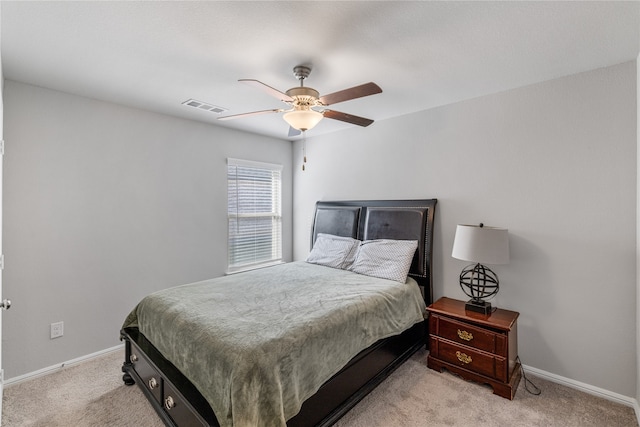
left=348, top=239, right=418, bottom=283
left=306, top=234, right=360, bottom=269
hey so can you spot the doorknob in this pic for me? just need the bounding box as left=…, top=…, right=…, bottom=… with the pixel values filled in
left=0, top=299, right=11, bottom=310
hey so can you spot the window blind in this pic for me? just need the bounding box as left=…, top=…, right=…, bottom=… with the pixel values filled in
left=227, top=158, right=283, bottom=273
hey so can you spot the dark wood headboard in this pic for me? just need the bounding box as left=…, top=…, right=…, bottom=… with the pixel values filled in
left=311, top=199, right=437, bottom=306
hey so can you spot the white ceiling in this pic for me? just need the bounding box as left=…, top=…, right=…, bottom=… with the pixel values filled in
left=2, top=1, right=639, bottom=141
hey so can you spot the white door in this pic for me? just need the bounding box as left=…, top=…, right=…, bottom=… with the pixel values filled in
left=0, top=5, right=16, bottom=423
left=0, top=8, right=15, bottom=424
left=0, top=4, right=5, bottom=423
left=0, top=104, right=5, bottom=427
left=0, top=97, right=4, bottom=427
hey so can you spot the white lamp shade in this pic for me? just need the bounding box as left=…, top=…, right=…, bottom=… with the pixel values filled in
left=283, top=110, right=323, bottom=131
left=452, top=224, right=509, bottom=265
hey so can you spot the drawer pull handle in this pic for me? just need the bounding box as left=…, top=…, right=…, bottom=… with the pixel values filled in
left=456, top=351, right=472, bottom=364
left=457, top=329, right=473, bottom=341
left=129, top=354, right=138, bottom=363
left=148, top=377, right=158, bottom=390
left=165, top=396, right=176, bottom=411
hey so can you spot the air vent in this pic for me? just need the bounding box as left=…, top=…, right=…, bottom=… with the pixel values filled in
left=182, top=99, right=227, bottom=114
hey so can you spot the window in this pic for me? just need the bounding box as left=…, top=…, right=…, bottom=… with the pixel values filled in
left=227, top=158, right=282, bottom=273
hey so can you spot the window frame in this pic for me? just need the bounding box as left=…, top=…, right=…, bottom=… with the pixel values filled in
left=226, top=158, right=283, bottom=274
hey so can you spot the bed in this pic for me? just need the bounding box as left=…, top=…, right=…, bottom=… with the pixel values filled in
left=120, top=199, right=437, bottom=427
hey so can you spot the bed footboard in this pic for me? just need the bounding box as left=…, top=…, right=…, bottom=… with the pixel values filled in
left=288, top=321, right=424, bottom=427
left=121, top=322, right=424, bottom=427
left=121, top=328, right=218, bottom=426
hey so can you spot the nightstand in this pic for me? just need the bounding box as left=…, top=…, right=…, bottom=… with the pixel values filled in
left=426, top=297, right=521, bottom=399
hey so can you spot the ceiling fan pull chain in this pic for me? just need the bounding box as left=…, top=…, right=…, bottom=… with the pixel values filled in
left=302, top=131, right=307, bottom=171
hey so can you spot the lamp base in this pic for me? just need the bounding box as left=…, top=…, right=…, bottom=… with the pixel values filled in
left=465, top=299, right=492, bottom=315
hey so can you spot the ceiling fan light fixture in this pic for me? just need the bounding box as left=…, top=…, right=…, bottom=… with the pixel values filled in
left=283, top=109, right=323, bottom=131
left=221, top=65, right=381, bottom=135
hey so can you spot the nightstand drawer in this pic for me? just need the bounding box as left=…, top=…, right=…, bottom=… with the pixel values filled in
left=431, top=337, right=508, bottom=382
left=430, top=314, right=506, bottom=355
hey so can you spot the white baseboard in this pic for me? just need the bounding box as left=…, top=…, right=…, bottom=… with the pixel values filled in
left=522, top=363, right=639, bottom=410
left=4, top=343, right=124, bottom=387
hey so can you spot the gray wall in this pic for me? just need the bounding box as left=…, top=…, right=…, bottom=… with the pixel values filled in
left=2, top=80, right=293, bottom=379
left=293, top=61, right=637, bottom=397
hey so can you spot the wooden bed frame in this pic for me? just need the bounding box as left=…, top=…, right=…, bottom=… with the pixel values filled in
left=121, top=199, right=437, bottom=427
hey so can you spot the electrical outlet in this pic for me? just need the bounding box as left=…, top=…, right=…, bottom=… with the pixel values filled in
left=50, top=321, right=64, bottom=339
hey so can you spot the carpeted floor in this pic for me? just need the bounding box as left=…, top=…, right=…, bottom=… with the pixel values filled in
left=2, top=348, right=638, bottom=426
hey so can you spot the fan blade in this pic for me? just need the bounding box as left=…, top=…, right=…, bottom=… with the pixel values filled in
left=319, top=82, right=382, bottom=106
left=288, top=127, right=301, bottom=137
left=323, top=110, right=374, bottom=127
left=218, top=109, right=283, bottom=121
left=239, top=79, right=293, bottom=103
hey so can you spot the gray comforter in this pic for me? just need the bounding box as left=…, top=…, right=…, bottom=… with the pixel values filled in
left=123, top=261, right=426, bottom=427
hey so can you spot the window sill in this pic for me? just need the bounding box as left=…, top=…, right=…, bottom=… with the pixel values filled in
left=225, top=260, right=285, bottom=275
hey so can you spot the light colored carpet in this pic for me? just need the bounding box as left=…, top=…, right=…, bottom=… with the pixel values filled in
left=2, top=348, right=637, bottom=426
left=3, top=349, right=164, bottom=427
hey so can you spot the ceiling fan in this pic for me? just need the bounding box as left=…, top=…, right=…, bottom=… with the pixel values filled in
left=218, top=65, right=382, bottom=137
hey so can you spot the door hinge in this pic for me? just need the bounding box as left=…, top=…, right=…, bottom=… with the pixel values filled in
left=0, top=140, right=4, bottom=156
left=1, top=254, right=5, bottom=270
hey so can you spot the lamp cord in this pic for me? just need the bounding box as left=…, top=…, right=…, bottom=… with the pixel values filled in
left=516, top=356, right=541, bottom=395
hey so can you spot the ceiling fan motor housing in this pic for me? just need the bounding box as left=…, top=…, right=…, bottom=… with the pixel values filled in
left=286, top=87, right=320, bottom=109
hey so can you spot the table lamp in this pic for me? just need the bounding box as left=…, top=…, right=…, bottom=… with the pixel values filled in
left=451, top=223, right=509, bottom=314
